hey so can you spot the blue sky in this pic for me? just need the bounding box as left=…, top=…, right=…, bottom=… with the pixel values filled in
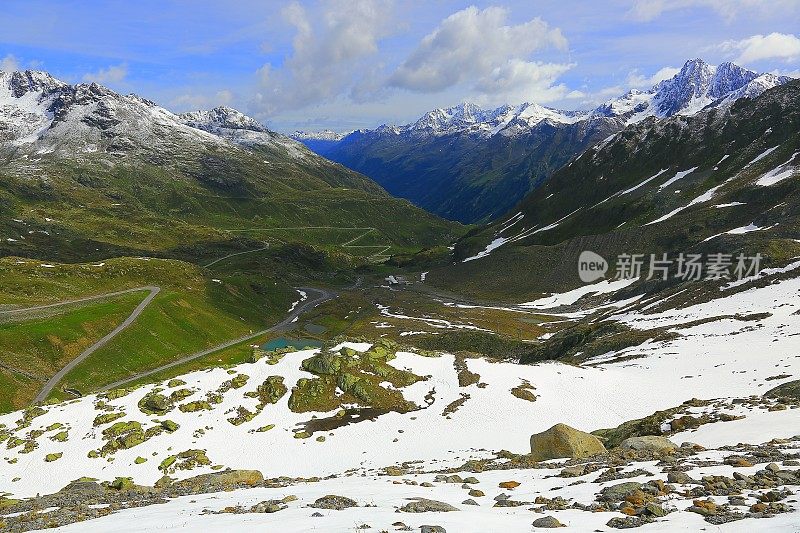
left=2, top=0, right=799, bottom=132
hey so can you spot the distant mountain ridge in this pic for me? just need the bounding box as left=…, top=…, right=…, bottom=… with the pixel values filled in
left=295, top=59, right=790, bottom=143
left=291, top=59, right=793, bottom=223
left=593, top=59, right=791, bottom=121
left=0, top=70, right=319, bottom=162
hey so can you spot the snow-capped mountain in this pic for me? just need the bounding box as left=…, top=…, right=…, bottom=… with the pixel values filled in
left=594, top=59, right=792, bottom=123
left=289, top=129, right=351, bottom=154
left=402, top=101, right=586, bottom=137
left=0, top=70, right=68, bottom=144
left=291, top=129, right=349, bottom=142
left=178, top=106, right=301, bottom=149
left=0, top=69, right=314, bottom=161
left=292, top=59, right=790, bottom=145
left=290, top=58, right=793, bottom=224
left=181, top=106, right=269, bottom=133
left=331, top=101, right=586, bottom=141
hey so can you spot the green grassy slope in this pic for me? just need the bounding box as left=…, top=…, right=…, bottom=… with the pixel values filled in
left=0, top=256, right=298, bottom=410
left=0, top=292, right=144, bottom=411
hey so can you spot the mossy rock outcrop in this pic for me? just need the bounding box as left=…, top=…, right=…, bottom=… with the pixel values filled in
left=169, top=388, right=194, bottom=402
left=50, top=431, right=69, bottom=442
left=764, top=379, right=800, bottom=401
left=246, top=376, right=288, bottom=407
left=228, top=406, right=258, bottom=426
left=170, top=469, right=264, bottom=493
left=591, top=400, right=710, bottom=448
left=93, top=412, right=126, bottom=427
left=100, top=421, right=147, bottom=454
left=288, top=378, right=339, bottom=413
left=108, top=477, right=136, bottom=490
left=138, top=392, right=173, bottom=415
left=159, top=449, right=211, bottom=474
left=529, top=423, right=607, bottom=461
left=161, top=420, right=180, bottom=432
left=288, top=348, right=421, bottom=414
left=179, top=401, right=212, bottom=413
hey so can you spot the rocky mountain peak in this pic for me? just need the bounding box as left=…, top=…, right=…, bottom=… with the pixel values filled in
left=180, top=106, right=268, bottom=133
left=1, top=69, right=67, bottom=98
left=708, top=61, right=758, bottom=99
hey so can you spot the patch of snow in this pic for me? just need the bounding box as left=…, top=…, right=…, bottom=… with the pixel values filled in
left=754, top=151, right=799, bottom=186
left=520, top=278, right=638, bottom=309
left=462, top=237, right=508, bottom=263
left=743, top=145, right=779, bottom=168
left=645, top=183, right=724, bottom=225
left=658, top=167, right=698, bottom=190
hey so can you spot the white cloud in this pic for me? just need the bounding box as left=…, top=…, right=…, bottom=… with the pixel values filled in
left=626, top=66, right=680, bottom=88
left=1, top=54, right=19, bottom=72
left=253, top=0, right=393, bottom=115
left=627, top=0, right=790, bottom=22
left=83, top=63, right=128, bottom=84
left=473, top=59, right=575, bottom=105
left=170, top=90, right=234, bottom=112
left=388, top=6, right=568, bottom=96
left=720, top=32, right=800, bottom=64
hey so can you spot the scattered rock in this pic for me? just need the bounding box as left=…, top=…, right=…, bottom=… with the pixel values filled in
left=687, top=499, right=717, bottom=516
left=251, top=500, right=285, bottom=513
left=529, top=423, right=607, bottom=461
left=531, top=515, right=565, bottom=528
left=620, top=436, right=677, bottom=455
left=666, top=471, right=694, bottom=485
left=311, top=495, right=358, bottom=510
left=598, top=482, right=643, bottom=502
left=560, top=465, right=587, bottom=477
left=399, top=498, right=459, bottom=513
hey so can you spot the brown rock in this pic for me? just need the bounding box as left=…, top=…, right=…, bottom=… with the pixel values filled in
left=529, top=423, right=606, bottom=461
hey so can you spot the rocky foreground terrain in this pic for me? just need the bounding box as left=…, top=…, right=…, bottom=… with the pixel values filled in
left=0, top=395, right=798, bottom=532
left=1, top=265, right=799, bottom=532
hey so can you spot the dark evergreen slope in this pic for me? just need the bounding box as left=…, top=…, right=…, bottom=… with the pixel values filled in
left=434, top=81, right=800, bottom=300
left=313, top=116, right=621, bottom=224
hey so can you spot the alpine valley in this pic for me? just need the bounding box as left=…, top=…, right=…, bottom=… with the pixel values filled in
left=0, top=52, right=799, bottom=533
left=294, top=59, right=793, bottom=223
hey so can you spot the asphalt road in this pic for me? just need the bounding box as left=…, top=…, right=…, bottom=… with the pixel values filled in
left=0, top=286, right=160, bottom=316
left=97, top=286, right=336, bottom=392
left=32, top=286, right=161, bottom=403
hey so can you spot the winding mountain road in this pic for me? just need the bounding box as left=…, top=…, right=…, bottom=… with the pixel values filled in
left=12, top=283, right=334, bottom=404
left=0, top=286, right=160, bottom=317
left=98, top=286, right=336, bottom=392
left=28, top=286, right=162, bottom=404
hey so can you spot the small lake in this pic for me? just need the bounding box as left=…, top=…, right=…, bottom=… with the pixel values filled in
left=261, top=337, right=322, bottom=351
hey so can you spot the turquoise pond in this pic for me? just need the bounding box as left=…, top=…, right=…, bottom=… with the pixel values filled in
left=261, top=337, right=322, bottom=351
